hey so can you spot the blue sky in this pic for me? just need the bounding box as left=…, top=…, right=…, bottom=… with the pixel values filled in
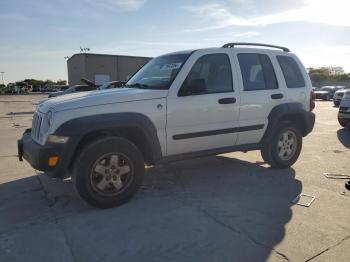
left=1, top=0, right=350, bottom=83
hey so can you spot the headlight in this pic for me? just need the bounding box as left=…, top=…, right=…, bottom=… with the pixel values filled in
left=47, top=135, right=70, bottom=144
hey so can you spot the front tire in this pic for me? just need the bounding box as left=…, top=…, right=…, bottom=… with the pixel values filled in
left=338, top=117, right=349, bottom=128
left=261, top=122, right=302, bottom=169
left=73, top=137, right=144, bottom=208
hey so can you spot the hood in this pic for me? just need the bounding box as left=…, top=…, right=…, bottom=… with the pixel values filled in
left=335, top=89, right=348, bottom=94
left=37, top=88, right=168, bottom=113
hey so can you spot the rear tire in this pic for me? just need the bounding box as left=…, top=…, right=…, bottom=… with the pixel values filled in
left=261, top=121, right=302, bottom=169
left=73, top=137, right=144, bottom=208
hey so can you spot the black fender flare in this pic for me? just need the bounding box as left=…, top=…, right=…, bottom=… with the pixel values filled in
left=261, top=103, right=315, bottom=143
left=54, top=112, right=163, bottom=165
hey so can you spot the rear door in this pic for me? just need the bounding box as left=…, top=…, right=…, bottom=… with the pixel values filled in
left=232, top=50, right=286, bottom=145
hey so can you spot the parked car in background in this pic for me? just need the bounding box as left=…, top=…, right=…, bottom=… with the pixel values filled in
left=97, top=81, right=127, bottom=90
left=333, top=87, right=350, bottom=106
left=338, top=89, right=350, bottom=128
left=314, top=86, right=343, bottom=101
left=48, top=85, right=95, bottom=98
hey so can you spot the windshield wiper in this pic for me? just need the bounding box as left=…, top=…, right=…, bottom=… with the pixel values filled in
left=125, top=83, right=151, bottom=89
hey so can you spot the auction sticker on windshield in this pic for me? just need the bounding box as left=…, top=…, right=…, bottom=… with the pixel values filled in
left=160, top=63, right=182, bottom=71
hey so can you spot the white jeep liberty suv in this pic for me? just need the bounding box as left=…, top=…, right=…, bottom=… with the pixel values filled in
left=18, top=43, right=315, bottom=208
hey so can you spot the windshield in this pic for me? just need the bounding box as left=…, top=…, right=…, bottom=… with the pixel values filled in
left=65, top=86, right=78, bottom=92
left=126, top=53, right=191, bottom=90
left=98, top=82, right=112, bottom=90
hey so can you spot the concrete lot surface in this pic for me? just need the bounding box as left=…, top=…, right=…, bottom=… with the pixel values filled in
left=0, top=95, right=349, bottom=262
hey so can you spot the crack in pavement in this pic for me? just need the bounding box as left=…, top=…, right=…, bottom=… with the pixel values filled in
left=304, top=235, right=350, bottom=261
left=36, top=175, right=77, bottom=262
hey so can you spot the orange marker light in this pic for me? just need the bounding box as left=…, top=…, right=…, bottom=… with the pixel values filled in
left=48, top=156, right=59, bottom=167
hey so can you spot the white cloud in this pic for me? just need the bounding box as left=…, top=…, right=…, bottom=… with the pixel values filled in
left=183, top=0, right=350, bottom=32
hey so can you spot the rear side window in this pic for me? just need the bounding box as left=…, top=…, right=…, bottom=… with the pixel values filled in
left=238, top=53, right=278, bottom=91
left=277, top=56, right=305, bottom=88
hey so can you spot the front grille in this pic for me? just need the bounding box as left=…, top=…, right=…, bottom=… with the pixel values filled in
left=339, top=93, right=344, bottom=97
left=339, top=107, right=349, bottom=112
left=31, top=113, right=43, bottom=142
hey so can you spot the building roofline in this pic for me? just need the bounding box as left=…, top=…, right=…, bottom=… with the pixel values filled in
left=67, top=53, right=152, bottom=61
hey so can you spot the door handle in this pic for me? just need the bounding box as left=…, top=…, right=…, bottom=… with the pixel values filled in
left=218, top=97, right=236, bottom=104
left=271, top=93, right=283, bottom=99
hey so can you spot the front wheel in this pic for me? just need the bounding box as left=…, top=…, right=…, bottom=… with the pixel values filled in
left=261, top=122, right=302, bottom=169
left=323, top=95, right=331, bottom=101
left=73, top=137, right=145, bottom=208
left=338, top=117, right=349, bottom=128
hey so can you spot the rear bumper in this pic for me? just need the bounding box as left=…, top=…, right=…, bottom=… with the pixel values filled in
left=304, top=111, right=316, bottom=136
left=18, top=129, right=78, bottom=178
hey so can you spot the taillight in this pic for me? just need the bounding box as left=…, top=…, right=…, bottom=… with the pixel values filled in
left=310, top=90, right=316, bottom=111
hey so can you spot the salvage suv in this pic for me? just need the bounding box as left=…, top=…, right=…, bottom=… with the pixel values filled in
left=18, top=43, right=315, bottom=208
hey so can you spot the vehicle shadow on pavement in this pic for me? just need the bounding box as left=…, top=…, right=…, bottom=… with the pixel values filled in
left=337, top=128, right=350, bottom=148
left=0, top=155, right=301, bottom=262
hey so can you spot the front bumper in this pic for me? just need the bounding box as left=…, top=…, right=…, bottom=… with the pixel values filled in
left=18, top=129, right=78, bottom=178
left=338, top=111, right=350, bottom=119
left=333, top=99, right=341, bottom=105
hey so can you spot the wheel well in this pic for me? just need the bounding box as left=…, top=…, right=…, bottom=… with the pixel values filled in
left=68, top=127, right=154, bottom=170
left=279, top=114, right=307, bottom=136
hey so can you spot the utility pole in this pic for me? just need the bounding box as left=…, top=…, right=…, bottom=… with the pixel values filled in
left=0, top=72, right=5, bottom=85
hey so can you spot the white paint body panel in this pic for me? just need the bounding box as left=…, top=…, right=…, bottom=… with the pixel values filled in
left=33, top=46, right=312, bottom=158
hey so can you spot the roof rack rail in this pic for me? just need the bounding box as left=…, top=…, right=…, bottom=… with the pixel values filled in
left=222, top=42, right=290, bottom=52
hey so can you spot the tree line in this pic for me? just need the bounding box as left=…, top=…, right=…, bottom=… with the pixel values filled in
left=308, top=68, right=350, bottom=83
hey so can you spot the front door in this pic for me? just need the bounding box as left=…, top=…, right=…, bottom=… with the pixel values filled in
left=166, top=50, right=240, bottom=156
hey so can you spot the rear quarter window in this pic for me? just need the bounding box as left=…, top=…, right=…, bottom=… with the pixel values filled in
left=277, top=56, right=305, bottom=88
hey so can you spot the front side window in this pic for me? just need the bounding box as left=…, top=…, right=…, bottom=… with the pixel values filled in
left=277, top=55, right=305, bottom=88
left=238, top=53, right=278, bottom=91
left=126, top=53, right=191, bottom=90
left=179, top=53, right=233, bottom=96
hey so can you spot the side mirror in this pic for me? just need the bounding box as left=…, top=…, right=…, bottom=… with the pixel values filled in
left=179, top=78, right=206, bottom=96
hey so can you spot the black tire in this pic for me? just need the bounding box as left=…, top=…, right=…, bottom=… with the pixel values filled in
left=73, top=137, right=144, bottom=208
left=338, top=117, right=349, bottom=128
left=261, top=121, right=302, bottom=169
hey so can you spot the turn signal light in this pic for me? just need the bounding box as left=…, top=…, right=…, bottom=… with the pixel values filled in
left=48, top=156, right=59, bottom=167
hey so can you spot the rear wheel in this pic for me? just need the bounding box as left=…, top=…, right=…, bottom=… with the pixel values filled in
left=73, top=137, right=144, bottom=208
left=338, top=117, right=350, bottom=128
left=261, top=121, right=302, bottom=169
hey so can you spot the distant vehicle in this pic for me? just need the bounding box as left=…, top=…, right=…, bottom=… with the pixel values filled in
left=338, top=89, right=350, bottom=128
left=97, top=81, right=127, bottom=90
left=314, top=86, right=344, bottom=101
left=333, top=87, right=350, bottom=106
left=48, top=85, right=95, bottom=98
